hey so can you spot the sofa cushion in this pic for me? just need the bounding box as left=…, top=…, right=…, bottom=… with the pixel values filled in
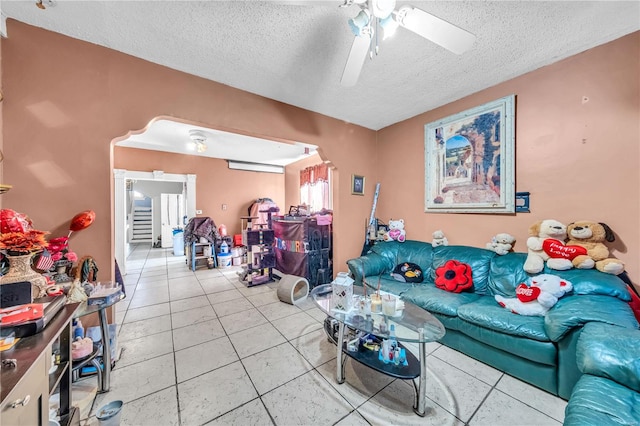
left=564, top=374, right=640, bottom=426
left=544, top=267, right=631, bottom=301
left=456, top=316, right=557, bottom=366
left=431, top=312, right=465, bottom=332
left=363, top=276, right=413, bottom=297
left=370, top=240, right=434, bottom=276
left=488, top=252, right=530, bottom=296
left=577, top=322, right=640, bottom=393
left=401, top=285, right=480, bottom=317
left=457, top=296, right=551, bottom=342
left=544, top=294, right=639, bottom=342
left=431, top=246, right=495, bottom=295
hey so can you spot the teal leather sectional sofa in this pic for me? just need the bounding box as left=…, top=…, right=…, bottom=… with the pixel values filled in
left=346, top=240, right=639, bottom=400
left=564, top=322, right=640, bottom=425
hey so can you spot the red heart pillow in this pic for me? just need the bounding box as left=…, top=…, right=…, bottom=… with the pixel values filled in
left=435, top=260, right=473, bottom=293
left=542, top=239, right=588, bottom=260
left=516, top=283, right=541, bottom=302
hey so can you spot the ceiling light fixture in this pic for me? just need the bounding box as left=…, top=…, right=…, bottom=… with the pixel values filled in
left=188, top=130, right=208, bottom=153
left=35, top=0, right=56, bottom=10
left=340, top=0, right=476, bottom=86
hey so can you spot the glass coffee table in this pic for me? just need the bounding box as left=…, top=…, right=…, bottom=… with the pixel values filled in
left=311, top=283, right=445, bottom=416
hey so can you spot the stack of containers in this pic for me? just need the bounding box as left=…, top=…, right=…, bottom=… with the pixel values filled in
left=231, top=245, right=245, bottom=266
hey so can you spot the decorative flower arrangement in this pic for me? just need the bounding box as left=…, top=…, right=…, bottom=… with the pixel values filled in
left=47, top=236, right=78, bottom=264
left=0, top=209, right=49, bottom=255
left=0, top=230, right=49, bottom=255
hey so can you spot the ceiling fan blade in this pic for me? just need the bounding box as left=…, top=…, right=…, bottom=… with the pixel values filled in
left=397, top=7, right=476, bottom=55
left=340, top=34, right=371, bottom=86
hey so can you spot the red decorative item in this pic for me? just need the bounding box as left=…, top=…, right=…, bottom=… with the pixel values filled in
left=627, top=285, right=640, bottom=323
left=69, top=210, right=96, bottom=233
left=435, top=260, right=473, bottom=293
left=543, top=239, right=587, bottom=260
left=516, top=283, right=541, bottom=302
left=0, top=209, right=33, bottom=233
left=0, top=304, right=44, bottom=325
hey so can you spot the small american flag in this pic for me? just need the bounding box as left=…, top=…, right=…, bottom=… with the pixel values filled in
left=36, top=249, right=54, bottom=271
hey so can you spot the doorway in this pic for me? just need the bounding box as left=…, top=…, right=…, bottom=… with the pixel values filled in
left=114, top=169, right=196, bottom=275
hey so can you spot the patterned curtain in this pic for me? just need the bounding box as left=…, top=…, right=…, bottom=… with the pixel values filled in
left=300, top=164, right=329, bottom=185
left=300, top=164, right=330, bottom=213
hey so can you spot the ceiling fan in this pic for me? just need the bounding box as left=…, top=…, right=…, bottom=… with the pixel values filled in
left=338, top=0, right=476, bottom=86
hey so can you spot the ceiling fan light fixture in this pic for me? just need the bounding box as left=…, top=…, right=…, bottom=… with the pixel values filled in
left=371, top=0, right=396, bottom=19
left=348, top=9, right=371, bottom=36
left=379, top=14, right=399, bottom=39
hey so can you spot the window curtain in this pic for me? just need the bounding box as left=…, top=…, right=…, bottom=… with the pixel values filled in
left=300, top=164, right=330, bottom=213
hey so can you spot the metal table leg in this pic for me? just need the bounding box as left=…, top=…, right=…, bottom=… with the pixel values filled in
left=414, top=328, right=427, bottom=416
left=336, top=320, right=345, bottom=384
left=98, top=307, right=111, bottom=392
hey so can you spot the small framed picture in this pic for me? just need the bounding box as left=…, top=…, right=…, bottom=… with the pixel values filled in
left=351, top=174, right=365, bottom=196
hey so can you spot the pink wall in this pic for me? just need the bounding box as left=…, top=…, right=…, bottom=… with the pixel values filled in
left=2, top=21, right=377, bottom=280
left=114, top=146, right=285, bottom=237
left=377, top=32, right=640, bottom=284
left=3, top=20, right=637, bottom=286
left=0, top=36, right=4, bottom=205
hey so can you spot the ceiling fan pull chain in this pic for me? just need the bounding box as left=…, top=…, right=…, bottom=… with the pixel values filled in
left=374, top=17, right=380, bottom=55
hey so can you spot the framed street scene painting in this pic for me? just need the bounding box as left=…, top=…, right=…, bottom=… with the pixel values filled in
left=424, top=95, right=515, bottom=213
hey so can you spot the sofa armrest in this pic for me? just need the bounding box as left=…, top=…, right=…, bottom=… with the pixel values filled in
left=577, top=322, right=640, bottom=392
left=347, top=253, right=394, bottom=286
left=544, top=295, right=639, bottom=341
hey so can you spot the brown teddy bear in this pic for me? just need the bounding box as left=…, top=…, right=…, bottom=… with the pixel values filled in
left=566, top=221, right=625, bottom=275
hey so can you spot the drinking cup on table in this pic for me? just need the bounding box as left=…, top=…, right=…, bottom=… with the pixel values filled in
left=382, top=294, right=397, bottom=316
left=370, top=294, right=382, bottom=313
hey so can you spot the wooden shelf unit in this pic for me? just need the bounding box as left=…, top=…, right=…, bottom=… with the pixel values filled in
left=1, top=303, right=80, bottom=426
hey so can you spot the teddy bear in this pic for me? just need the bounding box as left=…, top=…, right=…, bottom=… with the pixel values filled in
left=565, top=221, right=625, bottom=275
left=382, top=219, right=406, bottom=243
left=523, top=219, right=573, bottom=274
left=485, top=233, right=516, bottom=255
left=431, top=230, right=448, bottom=247
left=495, top=274, right=573, bottom=316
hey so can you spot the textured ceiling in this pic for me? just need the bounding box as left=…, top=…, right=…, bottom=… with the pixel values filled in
left=2, top=1, right=639, bottom=133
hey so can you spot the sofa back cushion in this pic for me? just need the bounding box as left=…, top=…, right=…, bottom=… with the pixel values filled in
left=371, top=240, right=434, bottom=277
left=545, top=268, right=631, bottom=301
left=488, top=252, right=530, bottom=296
left=430, top=246, right=495, bottom=295
left=487, top=251, right=631, bottom=302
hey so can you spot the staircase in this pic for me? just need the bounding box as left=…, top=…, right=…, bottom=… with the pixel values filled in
left=131, top=206, right=153, bottom=242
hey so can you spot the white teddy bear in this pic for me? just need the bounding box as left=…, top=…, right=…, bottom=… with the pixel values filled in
left=495, top=274, right=573, bottom=316
left=431, top=230, right=449, bottom=247
left=486, top=233, right=516, bottom=255
left=383, top=219, right=406, bottom=243
left=523, top=219, right=573, bottom=274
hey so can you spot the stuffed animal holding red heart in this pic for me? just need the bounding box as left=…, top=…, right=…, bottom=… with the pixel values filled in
left=495, top=274, right=573, bottom=316
left=515, top=284, right=541, bottom=302
left=542, top=239, right=587, bottom=260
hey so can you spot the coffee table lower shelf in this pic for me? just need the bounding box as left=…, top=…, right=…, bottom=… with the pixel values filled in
left=323, top=317, right=427, bottom=416
left=339, top=341, right=420, bottom=379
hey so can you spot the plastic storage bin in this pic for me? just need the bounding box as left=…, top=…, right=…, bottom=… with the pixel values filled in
left=172, top=229, right=184, bottom=256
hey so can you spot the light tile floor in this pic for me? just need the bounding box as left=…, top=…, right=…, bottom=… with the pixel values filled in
left=82, top=244, right=567, bottom=425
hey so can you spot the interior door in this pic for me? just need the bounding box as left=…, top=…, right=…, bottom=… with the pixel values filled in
left=161, top=193, right=184, bottom=248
